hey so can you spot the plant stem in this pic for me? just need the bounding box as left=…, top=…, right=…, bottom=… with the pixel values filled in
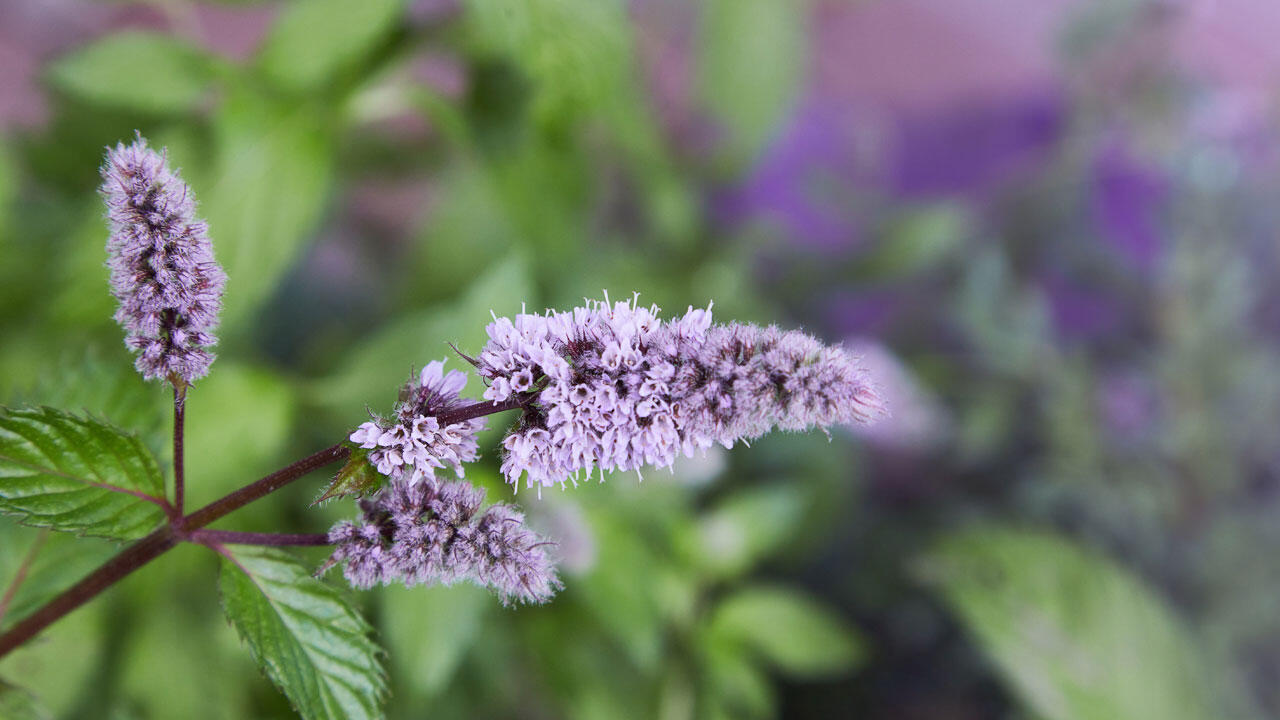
left=0, top=527, right=177, bottom=658
left=0, top=396, right=525, bottom=660
left=181, top=444, right=349, bottom=531
left=189, top=530, right=331, bottom=547
left=173, top=384, right=187, bottom=519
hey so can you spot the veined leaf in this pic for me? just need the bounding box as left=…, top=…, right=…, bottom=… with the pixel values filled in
left=707, top=585, right=865, bottom=678
left=0, top=407, right=167, bottom=540
left=46, top=31, right=216, bottom=114
left=922, top=526, right=1217, bottom=720
left=314, top=447, right=385, bottom=505
left=219, top=547, right=385, bottom=720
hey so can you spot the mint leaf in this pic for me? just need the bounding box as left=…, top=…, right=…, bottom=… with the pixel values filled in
left=46, top=31, right=216, bottom=113
left=707, top=585, right=865, bottom=678
left=921, top=526, right=1217, bottom=720
left=219, top=547, right=385, bottom=720
left=0, top=407, right=167, bottom=540
left=258, top=0, right=405, bottom=92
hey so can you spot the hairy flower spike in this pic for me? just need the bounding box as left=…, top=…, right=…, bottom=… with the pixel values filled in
left=101, top=135, right=225, bottom=385
left=476, top=296, right=886, bottom=488
left=326, top=478, right=560, bottom=604
left=349, top=360, right=485, bottom=485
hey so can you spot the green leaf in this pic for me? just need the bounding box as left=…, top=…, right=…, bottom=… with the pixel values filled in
left=0, top=520, right=117, bottom=630
left=708, top=585, right=864, bottom=678
left=219, top=547, right=385, bottom=720
left=312, top=253, right=533, bottom=418
left=0, top=678, right=47, bottom=720
left=693, top=484, right=807, bottom=579
left=202, top=88, right=333, bottom=328
left=699, top=0, right=807, bottom=164
left=921, top=526, right=1217, bottom=720
left=0, top=407, right=167, bottom=540
left=11, top=349, right=168, bottom=453
left=314, top=447, right=384, bottom=505
left=46, top=32, right=216, bottom=113
left=258, top=0, right=405, bottom=92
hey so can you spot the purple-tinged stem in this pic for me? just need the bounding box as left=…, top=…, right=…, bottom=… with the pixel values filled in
left=189, top=530, right=331, bottom=547
left=173, top=383, right=187, bottom=520
left=0, top=527, right=177, bottom=658
left=0, top=396, right=526, bottom=660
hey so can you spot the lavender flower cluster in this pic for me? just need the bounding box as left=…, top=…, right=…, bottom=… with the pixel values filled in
left=326, top=478, right=559, bottom=605
left=476, top=296, right=886, bottom=488
left=100, top=136, right=225, bottom=385
left=349, top=361, right=485, bottom=484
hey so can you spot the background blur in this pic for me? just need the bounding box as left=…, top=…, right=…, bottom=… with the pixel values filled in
left=0, top=0, right=1277, bottom=718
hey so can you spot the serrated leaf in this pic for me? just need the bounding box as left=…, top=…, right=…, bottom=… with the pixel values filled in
left=0, top=678, right=48, bottom=720
left=922, top=526, right=1217, bottom=720
left=219, top=547, right=385, bottom=720
left=0, top=520, right=117, bottom=630
left=46, top=32, right=216, bottom=113
left=314, top=447, right=384, bottom=505
left=202, top=88, right=333, bottom=329
left=707, top=585, right=864, bottom=678
left=0, top=407, right=167, bottom=540
left=258, top=0, right=405, bottom=92
left=699, top=0, right=807, bottom=164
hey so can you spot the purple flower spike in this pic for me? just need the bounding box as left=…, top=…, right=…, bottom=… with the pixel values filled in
left=476, top=295, right=887, bottom=489
left=350, top=360, right=485, bottom=485
left=326, top=478, right=560, bottom=605
left=100, top=135, right=226, bottom=386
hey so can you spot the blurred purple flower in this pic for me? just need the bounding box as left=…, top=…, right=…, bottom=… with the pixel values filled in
left=1091, top=138, right=1168, bottom=271
left=889, top=91, right=1064, bottom=198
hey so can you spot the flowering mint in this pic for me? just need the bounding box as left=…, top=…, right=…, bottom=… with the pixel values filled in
left=475, top=296, right=886, bottom=488
left=350, top=360, right=485, bottom=484
left=326, top=478, right=560, bottom=605
left=100, top=135, right=226, bottom=386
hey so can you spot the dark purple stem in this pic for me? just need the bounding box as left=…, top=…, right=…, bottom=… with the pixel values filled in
left=189, top=530, right=332, bottom=547
left=173, top=383, right=187, bottom=519
left=0, top=397, right=527, bottom=659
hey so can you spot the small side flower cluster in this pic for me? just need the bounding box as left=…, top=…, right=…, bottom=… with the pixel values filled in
left=349, top=361, right=485, bottom=484
left=476, top=296, right=886, bottom=488
left=100, top=135, right=225, bottom=385
left=326, top=478, right=560, bottom=604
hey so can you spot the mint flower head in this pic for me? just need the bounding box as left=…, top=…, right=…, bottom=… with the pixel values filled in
left=100, top=135, right=225, bottom=386
left=350, top=360, right=485, bottom=484
left=326, top=478, right=560, bottom=605
left=475, top=296, right=887, bottom=489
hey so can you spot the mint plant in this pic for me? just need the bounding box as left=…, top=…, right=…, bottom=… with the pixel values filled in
left=0, top=137, right=885, bottom=719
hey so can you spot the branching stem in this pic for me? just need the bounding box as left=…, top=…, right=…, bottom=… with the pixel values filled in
left=0, top=397, right=525, bottom=660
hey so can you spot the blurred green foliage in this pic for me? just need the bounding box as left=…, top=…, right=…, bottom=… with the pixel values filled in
left=0, top=0, right=1258, bottom=718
